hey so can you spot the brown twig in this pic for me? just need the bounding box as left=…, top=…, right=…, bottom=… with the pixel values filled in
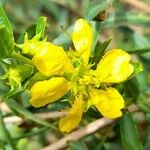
left=41, top=118, right=114, bottom=150
left=37, top=112, right=67, bottom=119
left=40, top=104, right=140, bottom=150
left=121, top=0, right=150, bottom=14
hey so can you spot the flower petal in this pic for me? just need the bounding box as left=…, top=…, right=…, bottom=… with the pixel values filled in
left=21, top=33, right=46, bottom=55
left=32, top=42, right=74, bottom=76
left=30, top=77, right=71, bottom=107
left=90, top=87, right=125, bottom=118
left=72, top=18, right=93, bottom=64
left=96, top=49, right=134, bottom=83
left=59, top=95, right=85, bottom=133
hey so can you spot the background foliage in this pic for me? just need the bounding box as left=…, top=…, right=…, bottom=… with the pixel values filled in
left=0, top=0, right=150, bottom=149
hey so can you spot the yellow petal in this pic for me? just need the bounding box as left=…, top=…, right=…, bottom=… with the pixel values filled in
left=30, top=77, right=71, bottom=107
left=96, top=49, right=134, bottom=83
left=21, top=34, right=46, bottom=55
left=59, top=95, right=85, bottom=133
left=90, top=87, right=125, bottom=118
left=72, top=18, right=93, bottom=64
left=32, top=42, right=74, bottom=76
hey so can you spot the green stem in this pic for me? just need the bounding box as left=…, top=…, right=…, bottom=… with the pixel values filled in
left=11, top=52, right=33, bottom=66
left=0, top=111, right=16, bottom=150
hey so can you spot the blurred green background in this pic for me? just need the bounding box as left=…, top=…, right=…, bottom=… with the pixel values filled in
left=0, top=0, right=150, bottom=150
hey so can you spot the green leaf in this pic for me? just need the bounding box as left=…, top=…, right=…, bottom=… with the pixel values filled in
left=119, top=112, right=143, bottom=150
left=101, top=13, right=150, bottom=28
left=17, top=25, right=36, bottom=44
left=4, top=98, right=59, bottom=132
left=116, top=26, right=150, bottom=55
left=0, top=26, right=14, bottom=59
left=36, top=16, right=47, bottom=40
left=0, top=5, right=13, bottom=36
left=0, top=5, right=14, bottom=59
left=137, top=93, right=150, bottom=113
left=68, top=140, right=86, bottom=150
left=91, top=21, right=101, bottom=51
left=84, top=0, right=114, bottom=21
left=53, top=25, right=73, bottom=49
left=124, top=78, right=140, bottom=100
left=135, top=72, right=149, bottom=92
left=90, top=37, right=112, bottom=69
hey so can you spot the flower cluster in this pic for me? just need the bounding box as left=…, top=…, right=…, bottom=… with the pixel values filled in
left=21, top=18, right=135, bottom=133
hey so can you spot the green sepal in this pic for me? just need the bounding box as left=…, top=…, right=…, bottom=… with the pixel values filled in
left=132, top=62, right=143, bottom=75
left=1, top=64, right=34, bottom=97
left=3, top=80, right=29, bottom=99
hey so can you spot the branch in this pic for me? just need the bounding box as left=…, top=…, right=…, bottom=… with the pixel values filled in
left=121, top=0, right=150, bottom=14
left=41, top=118, right=113, bottom=150
left=41, top=104, right=140, bottom=150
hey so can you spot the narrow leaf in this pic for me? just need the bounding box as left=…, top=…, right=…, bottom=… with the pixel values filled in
left=101, top=13, right=150, bottom=28
left=137, top=93, right=150, bottom=113
left=91, top=21, right=101, bottom=51
left=90, top=37, right=112, bottom=69
left=36, top=16, right=47, bottom=39
left=0, top=26, right=14, bottom=59
left=0, top=5, right=13, bottom=35
left=53, top=25, right=73, bottom=49
left=84, top=0, right=114, bottom=21
left=119, top=112, right=143, bottom=150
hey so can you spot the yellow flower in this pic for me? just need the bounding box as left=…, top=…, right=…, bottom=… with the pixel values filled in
left=95, top=49, right=134, bottom=83
left=90, top=87, right=125, bottom=118
left=59, top=94, right=85, bottom=133
left=26, top=18, right=139, bottom=133
left=32, top=42, right=74, bottom=76
left=30, top=77, right=71, bottom=107
left=72, top=18, right=93, bottom=64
